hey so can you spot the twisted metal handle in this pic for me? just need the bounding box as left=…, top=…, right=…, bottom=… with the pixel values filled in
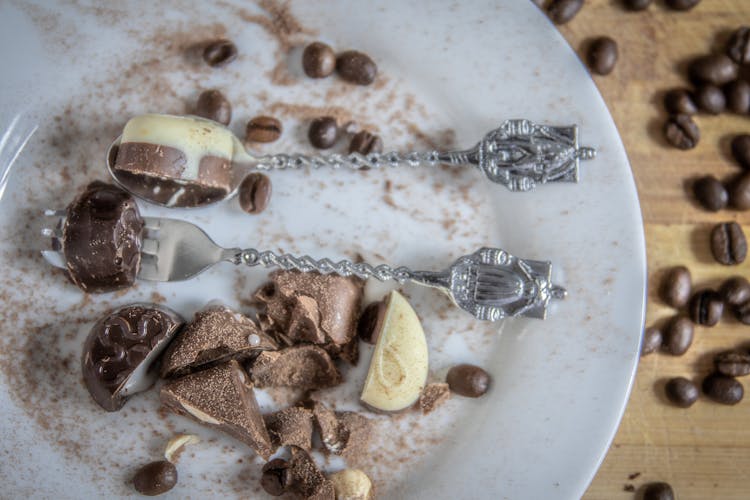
left=254, top=150, right=461, bottom=171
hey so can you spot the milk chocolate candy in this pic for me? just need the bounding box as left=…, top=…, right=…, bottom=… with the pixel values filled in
left=160, top=360, right=273, bottom=459
left=264, top=407, right=314, bottom=451
left=62, top=181, right=143, bottom=293
left=308, top=401, right=372, bottom=458
left=248, top=345, right=342, bottom=390
left=82, top=304, right=183, bottom=411
left=160, top=303, right=277, bottom=378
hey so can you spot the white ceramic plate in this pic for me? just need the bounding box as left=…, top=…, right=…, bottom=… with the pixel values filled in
left=0, top=1, right=645, bottom=498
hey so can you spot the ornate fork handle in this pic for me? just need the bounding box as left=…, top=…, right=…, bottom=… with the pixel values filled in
left=254, top=150, right=459, bottom=172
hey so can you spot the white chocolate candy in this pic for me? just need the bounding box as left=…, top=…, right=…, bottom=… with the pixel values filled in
left=329, top=469, right=373, bottom=500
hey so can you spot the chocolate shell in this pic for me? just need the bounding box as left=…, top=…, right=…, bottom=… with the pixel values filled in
left=248, top=345, right=342, bottom=390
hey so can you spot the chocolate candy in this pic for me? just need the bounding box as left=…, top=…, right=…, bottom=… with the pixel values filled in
left=264, top=407, right=314, bottom=451
left=302, top=42, right=336, bottom=78
left=446, top=364, right=491, bottom=397
left=62, top=182, right=143, bottom=293
left=249, top=345, right=342, bottom=390
left=132, top=460, right=178, bottom=496
left=336, top=51, right=377, bottom=85
left=82, top=304, right=183, bottom=411
left=308, top=117, right=339, bottom=149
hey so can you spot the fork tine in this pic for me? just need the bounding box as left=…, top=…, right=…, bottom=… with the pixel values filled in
left=141, top=238, right=159, bottom=256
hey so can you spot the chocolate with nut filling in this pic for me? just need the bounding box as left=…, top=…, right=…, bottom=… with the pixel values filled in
left=160, top=360, right=273, bottom=459
left=264, top=406, right=314, bottom=451
left=248, top=345, right=341, bottom=390
left=62, top=181, right=143, bottom=293
left=82, top=304, right=183, bottom=411
left=160, top=304, right=277, bottom=378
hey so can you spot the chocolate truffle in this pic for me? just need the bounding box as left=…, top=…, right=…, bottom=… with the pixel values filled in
left=82, top=304, right=183, bottom=411
left=62, top=181, right=143, bottom=293
left=160, top=360, right=273, bottom=459
left=264, top=407, right=314, bottom=451
left=160, top=303, right=277, bottom=378
left=248, top=345, right=342, bottom=390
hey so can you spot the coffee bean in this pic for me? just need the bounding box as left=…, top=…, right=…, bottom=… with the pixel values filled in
left=308, top=117, right=339, bottom=149
left=695, top=84, right=726, bottom=114
left=720, top=276, right=750, bottom=306
left=711, top=221, right=747, bottom=265
left=357, top=301, right=385, bottom=344
left=195, top=89, right=232, bottom=125
left=715, top=350, right=750, bottom=377
left=731, top=134, right=750, bottom=169
left=547, top=0, right=583, bottom=24
left=735, top=298, right=750, bottom=324
left=349, top=131, right=383, bottom=156
left=587, top=37, right=618, bottom=75
left=643, top=482, right=675, bottom=500
left=641, top=326, right=663, bottom=356
left=446, top=364, right=491, bottom=398
left=202, top=39, right=238, bottom=68
left=665, top=0, right=700, bottom=10
left=662, top=316, right=694, bottom=356
left=702, top=372, right=744, bottom=405
left=245, top=116, right=282, bottom=143
left=132, top=460, right=178, bottom=496
left=665, top=377, right=699, bottom=408
left=623, top=0, right=652, bottom=11
left=664, top=88, right=697, bottom=115
left=729, top=172, right=750, bottom=209
left=261, top=458, right=289, bottom=496
left=689, top=289, right=724, bottom=326
left=663, top=114, right=699, bottom=150
left=336, top=51, right=377, bottom=85
left=689, top=54, right=738, bottom=86
left=693, top=175, right=728, bottom=211
left=725, top=80, right=750, bottom=114
left=660, top=265, right=692, bottom=308
left=302, top=42, right=336, bottom=78
left=727, top=26, right=750, bottom=65
left=238, top=173, right=272, bottom=214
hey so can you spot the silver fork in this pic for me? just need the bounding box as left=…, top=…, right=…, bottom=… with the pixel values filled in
left=42, top=214, right=566, bottom=321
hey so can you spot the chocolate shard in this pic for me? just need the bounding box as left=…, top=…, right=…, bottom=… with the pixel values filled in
left=248, top=345, right=342, bottom=390
left=62, top=181, right=143, bottom=293
left=253, top=270, right=364, bottom=350
left=82, top=304, right=183, bottom=411
left=419, top=383, right=451, bottom=415
left=287, top=447, right=335, bottom=500
left=160, top=360, right=273, bottom=459
left=308, top=401, right=372, bottom=458
left=264, top=406, right=314, bottom=451
left=160, top=304, right=277, bottom=378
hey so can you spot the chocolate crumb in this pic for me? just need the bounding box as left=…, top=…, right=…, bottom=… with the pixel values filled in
left=419, top=383, right=451, bottom=414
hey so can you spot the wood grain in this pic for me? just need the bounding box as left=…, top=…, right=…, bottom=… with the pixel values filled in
left=551, top=1, right=750, bottom=498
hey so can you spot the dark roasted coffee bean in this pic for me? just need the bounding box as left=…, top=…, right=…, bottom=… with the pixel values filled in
left=664, top=114, right=699, bottom=150
left=643, top=482, right=675, bottom=500
left=641, top=326, right=662, bottom=356
left=349, top=130, right=383, bottom=156
left=689, top=289, right=724, bottom=326
left=195, top=89, right=232, bottom=125
left=357, top=301, right=385, bottom=344
left=302, top=42, right=336, bottom=78
left=695, top=84, right=726, bottom=114
left=336, top=51, right=377, bottom=85
left=715, top=350, right=750, bottom=377
left=132, top=460, right=178, bottom=496
left=662, top=316, right=693, bottom=356
left=446, top=364, right=491, bottom=398
left=261, top=458, right=289, bottom=496
left=729, top=172, right=750, bottom=209
left=731, top=134, right=750, bottom=169
left=587, top=37, right=618, bottom=75
left=202, top=39, right=238, bottom=68
left=665, top=377, right=699, bottom=408
left=547, top=0, right=583, bottom=24
left=308, top=116, right=339, bottom=149
left=689, top=54, right=738, bottom=86
left=702, top=372, right=744, bottom=405
left=660, top=265, right=692, bottom=308
left=238, top=173, right=272, bottom=214
left=725, top=80, right=750, bottom=114
left=664, top=88, right=697, bottom=115
left=711, top=221, right=747, bottom=265
left=720, top=276, right=750, bottom=306
left=245, top=116, right=282, bottom=143
left=727, top=26, right=750, bottom=65
left=623, top=0, right=652, bottom=10
left=734, top=298, right=750, bottom=324
left=665, top=0, right=700, bottom=10
left=693, top=175, right=728, bottom=211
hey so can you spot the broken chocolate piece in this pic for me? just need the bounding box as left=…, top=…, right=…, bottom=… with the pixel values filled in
left=309, top=401, right=372, bottom=458
left=249, top=345, right=342, bottom=390
left=288, top=447, right=335, bottom=500
left=419, top=383, right=451, bottom=414
left=160, top=360, right=273, bottom=459
left=82, top=304, right=183, bottom=412
left=62, top=181, right=143, bottom=293
left=261, top=458, right=290, bottom=496
left=160, top=304, right=276, bottom=378
left=264, top=406, right=314, bottom=451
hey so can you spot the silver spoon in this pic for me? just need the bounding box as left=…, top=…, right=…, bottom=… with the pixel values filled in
left=106, top=113, right=596, bottom=208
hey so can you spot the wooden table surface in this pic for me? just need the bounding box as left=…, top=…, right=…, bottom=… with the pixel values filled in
left=552, top=1, right=750, bottom=498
